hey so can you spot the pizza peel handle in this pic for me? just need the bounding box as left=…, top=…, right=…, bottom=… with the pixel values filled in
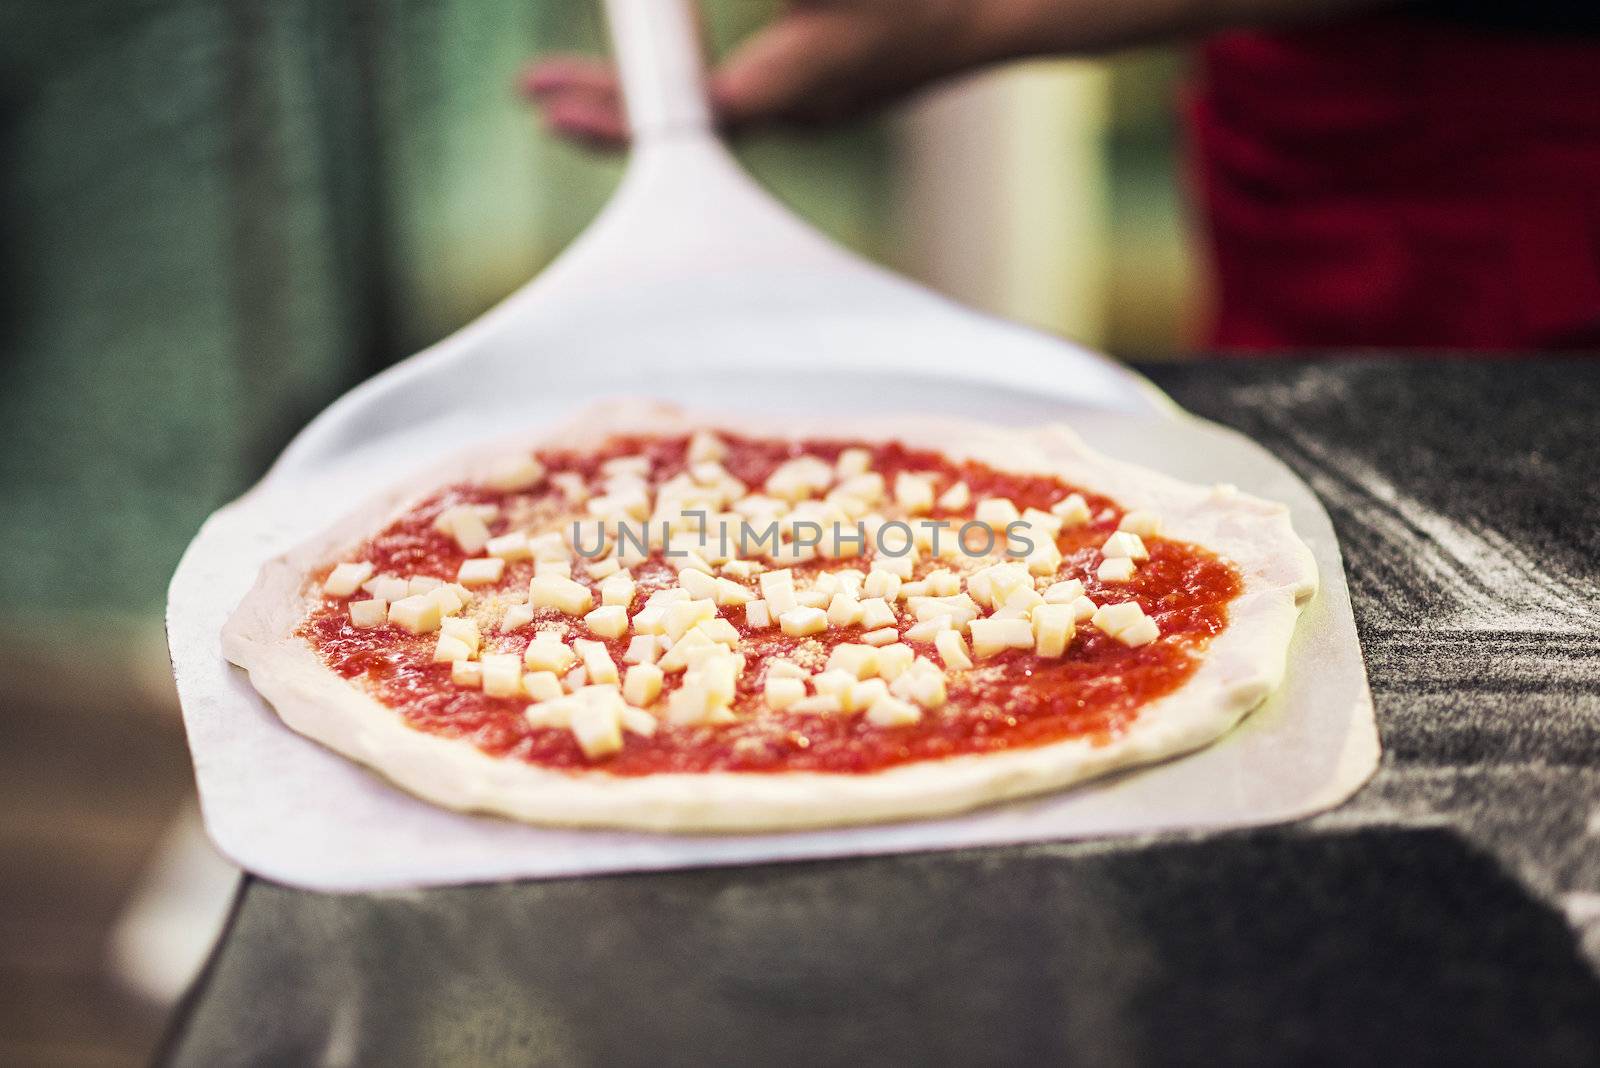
left=604, top=0, right=713, bottom=141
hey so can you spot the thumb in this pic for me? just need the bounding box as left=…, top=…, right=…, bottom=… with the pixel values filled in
left=709, top=9, right=876, bottom=129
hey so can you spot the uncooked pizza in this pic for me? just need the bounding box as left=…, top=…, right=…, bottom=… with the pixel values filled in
left=223, top=403, right=1317, bottom=831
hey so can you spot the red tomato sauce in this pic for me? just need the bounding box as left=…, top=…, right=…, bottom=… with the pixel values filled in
left=302, top=434, right=1241, bottom=775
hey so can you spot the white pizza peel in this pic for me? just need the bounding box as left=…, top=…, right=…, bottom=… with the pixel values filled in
left=167, top=0, right=1378, bottom=890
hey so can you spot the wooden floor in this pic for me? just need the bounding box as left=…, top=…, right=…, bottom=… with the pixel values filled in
left=0, top=644, right=195, bottom=1067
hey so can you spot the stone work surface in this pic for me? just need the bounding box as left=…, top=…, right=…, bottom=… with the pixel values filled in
left=163, top=360, right=1600, bottom=1067
left=1154, top=359, right=1600, bottom=967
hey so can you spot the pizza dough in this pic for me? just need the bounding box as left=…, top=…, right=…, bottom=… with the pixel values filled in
left=222, top=402, right=1317, bottom=832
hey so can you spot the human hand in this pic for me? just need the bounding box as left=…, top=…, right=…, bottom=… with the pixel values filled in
left=521, top=0, right=1024, bottom=147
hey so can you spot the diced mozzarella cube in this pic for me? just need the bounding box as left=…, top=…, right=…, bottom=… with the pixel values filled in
left=432, top=633, right=467, bottom=658
left=994, top=586, right=1045, bottom=620
left=427, top=583, right=469, bottom=616
left=788, top=694, right=842, bottom=716
left=1097, top=556, right=1136, bottom=583
left=587, top=556, right=622, bottom=579
left=658, top=628, right=715, bottom=673
left=485, top=531, right=531, bottom=561
left=623, top=634, right=658, bottom=665
left=324, top=561, right=374, bottom=598
left=620, top=706, right=658, bottom=736
left=480, top=653, right=523, bottom=697
left=874, top=643, right=915, bottom=681
left=501, top=603, right=535, bottom=633
left=528, top=531, right=569, bottom=562
left=451, top=660, right=482, bottom=688
left=872, top=554, right=915, bottom=580
left=721, top=558, right=762, bottom=579
left=758, top=569, right=799, bottom=615
left=688, top=430, right=727, bottom=465
left=827, top=644, right=879, bottom=680
left=835, top=471, right=885, bottom=504
left=1021, top=507, right=1064, bottom=535
left=348, top=598, right=388, bottom=629
left=1117, top=614, right=1160, bottom=647
left=664, top=599, right=718, bottom=642
left=912, top=594, right=980, bottom=629
left=441, top=616, right=480, bottom=654
left=523, top=670, right=564, bottom=702
left=1070, top=595, right=1099, bottom=622
left=935, top=629, right=972, bottom=670
left=623, top=663, right=664, bottom=707
left=599, top=572, right=636, bottom=608
left=388, top=595, right=442, bottom=634
left=523, top=636, right=576, bottom=673
left=1042, top=579, right=1086, bottom=604
left=677, top=567, right=718, bottom=601
left=584, top=605, right=629, bottom=639
left=484, top=454, right=545, bottom=491
left=457, top=557, right=506, bottom=587
left=969, top=618, right=1034, bottom=658
left=779, top=606, right=828, bottom=637
left=664, top=683, right=727, bottom=727
left=1050, top=493, right=1092, bottom=525
left=1031, top=603, right=1076, bottom=658
left=764, top=676, right=806, bottom=710
left=766, top=660, right=809, bottom=680
left=1024, top=536, right=1063, bottom=577
left=859, top=597, right=896, bottom=630
left=529, top=574, right=592, bottom=616
left=975, top=497, right=1020, bottom=531
left=866, top=694, right=922, bottom=727
left=862, top=626, right=899, bottom=646
left=903, top=616, right=952, bottom=644
left=523, top=695, right=576, bottom=729
left=365, top=575, right=410, bottom=602
left=573, top=639, right=620, bottom=685
left=1091, top=601, right=1146, bottom=637
left=937, top=481, right=970, bottom=512
left=569, top=701, right=623, bottom=759
left=894, top=472, right=935, bottom=515
left=713, top=577, right=752, bottom=607
left=1100, top=531, right=1149, bottom=561
left=827, top=592, right=864, bottom=628
left=863, top=569, right=902, bottom=601
left=924, top=569, right=960, bottom=597
left=745, top=599, right=771, bottom=629
left=890, top=662, right=947, bottom=709
left=835, top=447, right=872, bottom=478
left=844, top=678, right=890, bottom=713
left=698, top=617, right=741, bottom=648
left=811, top=669, right=855, bottom=699
left=766, top=456, right=834, bottom=502
left=1118, top=510, right=1162, bottom=537
left=440, top=506, right=492, bottom=554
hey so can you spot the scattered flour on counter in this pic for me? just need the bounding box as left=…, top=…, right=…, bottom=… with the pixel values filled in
left=1231, top=377, right=1600, bottom=635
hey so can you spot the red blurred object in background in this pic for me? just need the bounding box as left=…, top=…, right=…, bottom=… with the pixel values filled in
left=1191, top=15, right=1600, bottom=351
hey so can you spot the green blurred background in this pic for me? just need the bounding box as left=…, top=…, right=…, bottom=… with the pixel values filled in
left=1, top=4, right=1196, bottom=1060
left=0, top=0, right=1194, bottom=644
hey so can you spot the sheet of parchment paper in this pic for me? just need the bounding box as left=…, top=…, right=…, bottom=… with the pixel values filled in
left=169, top=394, right=1377, bottom=892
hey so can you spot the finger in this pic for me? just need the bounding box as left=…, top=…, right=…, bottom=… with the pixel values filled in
left=520, top=55, right=619, bottom=99
left=541, top=95, right=629, bottom=149
left=709, top=12, right=864, bottom=128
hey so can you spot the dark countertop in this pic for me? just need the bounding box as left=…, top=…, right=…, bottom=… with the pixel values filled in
left=162, top=359, right=1600, bottom=1067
